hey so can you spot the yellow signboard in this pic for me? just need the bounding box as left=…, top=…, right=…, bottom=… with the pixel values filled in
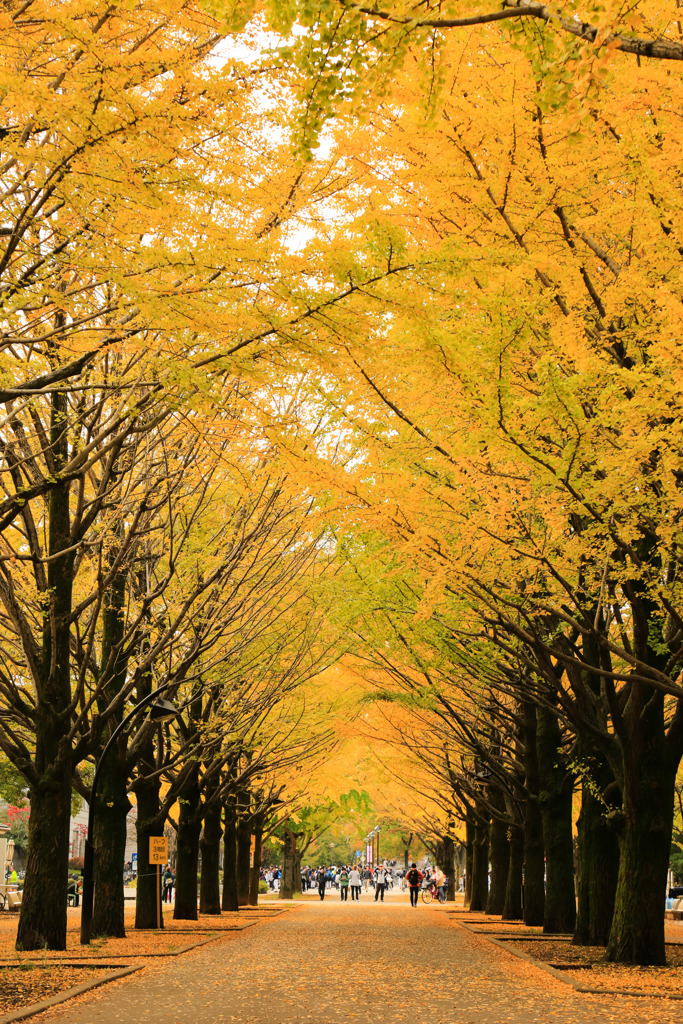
left=149, top=837, right=168, bottom=865
left=249, top=834, right=256, bottom=869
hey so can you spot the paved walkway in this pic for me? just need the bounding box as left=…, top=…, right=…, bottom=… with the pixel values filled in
left=33, top=896, right=682, bottom=1024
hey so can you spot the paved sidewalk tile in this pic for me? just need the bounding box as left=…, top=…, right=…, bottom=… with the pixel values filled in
left=30, top=899, right=683, bottom=1024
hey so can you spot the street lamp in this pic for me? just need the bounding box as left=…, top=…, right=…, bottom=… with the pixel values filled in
left=375, top=825, right=381, bottom=866
left=80, top=686, right=177, bottom=945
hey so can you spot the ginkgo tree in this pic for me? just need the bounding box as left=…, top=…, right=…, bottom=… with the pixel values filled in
left=230, top=0, right=683, bottom=965
left=218, top=0, right=683, bottom=161
left=7, top=0, right=683, bottom=969
left=0, top=0, right=416, bottom=951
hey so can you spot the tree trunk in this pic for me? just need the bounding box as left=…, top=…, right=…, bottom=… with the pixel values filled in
left=134, top=769, right=164, bottom=929
left=92, top=534, right=129, bottom=938
left=486, top=802, right=509, bottom=916
left=92, top=752, right=130, bottom=938
left=402, top=834, right=413, bottom=872
left=469, top=809, right=490, bottom=912
left=536, top=706, right=576, bottom=934
left=16, top=766, right=71, bottom=950
left=292, top=844, right=302, bottom=895
left=454, top=843, right=466, bottom=896
left=522, top=701, right=545, bottom=926
left=17, top=403, right=74, bottom=952
left=442, top=835, right=456, bottom=901
left=174, top=774, right=201, bottom=921
left=464, top=805, right=474, bottom=906
left=280, top=824, right=299, bottom=899
left=248, top=812, right=264, bottom=907
left=502, top=823, right=524, bottom=920
left=573, top=780, right=619, bottom=946
left=607, top=698, right=678, bottom=965
left=221, top=798, right=239, bottom=912
left=571, top=629, right=620, bottom=945
left=199, top=799, right=222, bottom=915
left=236, top=817, right=251, bottom=907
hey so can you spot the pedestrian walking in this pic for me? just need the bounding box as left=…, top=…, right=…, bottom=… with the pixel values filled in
left=340, top=866, right=349, bottom=900
left=162, top=864, right=174, bottom=903
left=406, top=863, right=423, bottom=908
left=374, top=865, right=387, bottom=902
left=349, top=865, right=362, bottom=901
left=317, top=867, right=327, bottom=901
left=67, top=876, right=80, bottom=907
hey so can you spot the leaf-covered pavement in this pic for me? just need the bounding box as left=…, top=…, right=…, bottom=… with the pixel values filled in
left=25, top=899, right=683, bottom=1024
left=0, top=966, right=112, bottom=1016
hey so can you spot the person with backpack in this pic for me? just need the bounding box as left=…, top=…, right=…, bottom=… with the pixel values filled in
left=406, top=863, right=423, bottom=907
left=162, top=864, right=174, bottom=903
left=339, top=866, right=349, bottom=900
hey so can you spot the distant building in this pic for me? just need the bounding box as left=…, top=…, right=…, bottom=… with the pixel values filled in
left=70, top=803, right=138, bottom=864
left=4, top=795, right=142, bottom=868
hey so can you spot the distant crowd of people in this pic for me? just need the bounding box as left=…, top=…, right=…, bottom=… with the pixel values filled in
left=291, top=862, right=447, bottom=905
left=262, top=867, right=282, bottom=891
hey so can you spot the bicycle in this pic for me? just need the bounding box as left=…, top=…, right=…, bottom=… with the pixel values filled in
left=421, top=882, right=446, bottom=904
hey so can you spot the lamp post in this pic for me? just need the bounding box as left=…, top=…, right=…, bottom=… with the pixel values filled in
left=375, top=825, right=381, bottom=867
left=80, top=685, right=177, bottom=945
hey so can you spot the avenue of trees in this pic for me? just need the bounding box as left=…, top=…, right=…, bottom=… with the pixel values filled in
left=0, top=0, right=345, bottom=951
left=254, top=0, right=683, bottom=967
left=1, top=0, right=683, bottom=969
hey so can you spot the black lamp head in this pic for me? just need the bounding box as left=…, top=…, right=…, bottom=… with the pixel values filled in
left=148, top=699, right=177, bottom=724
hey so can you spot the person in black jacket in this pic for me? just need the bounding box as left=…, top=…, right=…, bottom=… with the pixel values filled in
left=406, top=863, right=424, bottom=907
left=317, top=867, right=326, bottom=901
left=162, top=865, right=175, bottom=903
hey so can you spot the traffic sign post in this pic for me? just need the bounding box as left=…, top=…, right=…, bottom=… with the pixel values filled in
left=149, top=837, right=168, bottom=929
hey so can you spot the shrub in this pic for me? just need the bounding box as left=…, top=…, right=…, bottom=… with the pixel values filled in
left=6, top=805, right=29, bottom=848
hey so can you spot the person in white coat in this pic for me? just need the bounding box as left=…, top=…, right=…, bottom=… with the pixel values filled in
left=374, top=865, right=387, bottom=902
left=348, top=866, right=362, bottom=901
